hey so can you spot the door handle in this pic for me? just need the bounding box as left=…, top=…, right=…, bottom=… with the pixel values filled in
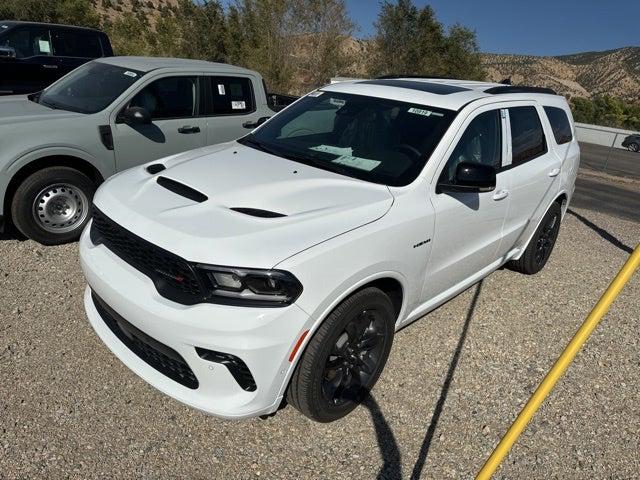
left=548, top=168, right=561, bottom=177
left=243, top=116, right=271, bottom=129
left=492, top=189, right=509, bottom=201
left=178, top=125, right=200, bottom=134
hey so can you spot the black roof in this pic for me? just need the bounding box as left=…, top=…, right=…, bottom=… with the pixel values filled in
left=0, top=20, right=104, bottom=33
left=359, top=79, right=471, bottom=95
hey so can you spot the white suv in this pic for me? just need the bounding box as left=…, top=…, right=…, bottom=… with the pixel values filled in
left=80, top=78, right=579, bottom=422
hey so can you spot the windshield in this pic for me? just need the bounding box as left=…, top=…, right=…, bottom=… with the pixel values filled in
left=39, top=62, right=144, bottom=114
left=239, top=91, right=455, bottom=186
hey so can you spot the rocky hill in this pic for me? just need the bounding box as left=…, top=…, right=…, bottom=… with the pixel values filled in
left=482, top=47, right=640, bottom=101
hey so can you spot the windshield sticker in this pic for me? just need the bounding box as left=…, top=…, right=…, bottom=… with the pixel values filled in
left=408, top=107, right=444, bottom=117
left=310, top=145, right=353, bottom=156
left=307, top=90, right=324, bottom=97
left=38, top=40, right=51, bottom=54
left=218, top=84, right=226, bottom=95
left=329, top=98, right=346, bottom=107
left=1, top=25, right=8, bottom=29
left=123, top=71, right=138, bottom=77
left=231, top=100, right=246, bottom=110
left=333, top=155, right=381, bottom=172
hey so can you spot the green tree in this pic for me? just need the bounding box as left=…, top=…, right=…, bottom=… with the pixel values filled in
left=0, top=0, right=99, bottom=27
left=368, top=0, right=484, bottom=80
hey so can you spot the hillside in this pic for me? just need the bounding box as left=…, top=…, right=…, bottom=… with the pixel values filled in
left=482, top=47, right=640, bottom=101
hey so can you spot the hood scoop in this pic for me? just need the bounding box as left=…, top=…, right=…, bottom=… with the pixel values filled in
left=230, top=207, right=286, bottom=218
left=157, top=176, right=208, bottom=203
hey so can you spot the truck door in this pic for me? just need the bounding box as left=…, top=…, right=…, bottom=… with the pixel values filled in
left=111, top=75, right=207, bottom=171
left=201, top=75, right=268, bottom=145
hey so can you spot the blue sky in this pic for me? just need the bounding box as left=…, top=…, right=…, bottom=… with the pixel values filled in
left=346, top=0, right=640, bottom=56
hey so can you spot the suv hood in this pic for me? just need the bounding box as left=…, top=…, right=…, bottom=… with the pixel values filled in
left=93, top=142, right=394, bottom=268
left=0, top=95, right=81, bottom=127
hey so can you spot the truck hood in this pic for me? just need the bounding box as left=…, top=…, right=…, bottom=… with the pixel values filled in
left=93, top=142, right=394, bottom=268
left=0, top=95, right=81, bottom=127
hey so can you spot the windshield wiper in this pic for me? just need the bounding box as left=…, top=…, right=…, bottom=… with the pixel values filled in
left=240, top=136, right=282, bottom=157
left=39, top=98, right=59, bottom=110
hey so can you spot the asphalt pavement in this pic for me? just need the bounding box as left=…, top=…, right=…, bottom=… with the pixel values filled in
left=579, top=142, right=640, bottom=180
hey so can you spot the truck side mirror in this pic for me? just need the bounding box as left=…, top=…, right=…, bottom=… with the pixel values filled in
left=0, top=46, right=17, bottom=59
left=120, top=106, right=151, bottom=125
left=437, top=162, right=496, bottom=193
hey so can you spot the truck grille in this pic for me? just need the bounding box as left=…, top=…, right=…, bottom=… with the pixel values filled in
left=90, top=207, right=204, bottom=304
left=92, top=292, right=199, bottom=389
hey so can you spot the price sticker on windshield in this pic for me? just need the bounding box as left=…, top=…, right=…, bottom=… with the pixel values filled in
left=408, top=107, right=443, bottom=117
left=124, top=71, right=138, bottom=77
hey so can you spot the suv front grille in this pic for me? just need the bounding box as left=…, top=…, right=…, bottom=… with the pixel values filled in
left=90, top=207, right=204, bottom=304
left=92, top=292, right=199, bottom=389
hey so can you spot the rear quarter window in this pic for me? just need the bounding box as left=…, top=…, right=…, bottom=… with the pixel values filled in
left=543, top=106, right=573, bottom=145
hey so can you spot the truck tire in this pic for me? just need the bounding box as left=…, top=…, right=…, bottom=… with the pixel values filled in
left=287, top=287, right=395, bottom=423
left=11, top=167, right=95, bottom=245
left=508, top=202, right=561, bottom=275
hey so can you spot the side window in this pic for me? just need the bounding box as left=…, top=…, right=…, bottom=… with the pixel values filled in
left=440, top=110, right=502, bottom=184
left=1, top=27, right=52, bottom=58
left=543, top=106, right=573, bottom=145
left=52, top=29, right=102, bottom=58
left=207, top=76, right=254, bottom=115
left=509, top=106, right=547, bottom=165
left=130, top=77, right=198, bottom=120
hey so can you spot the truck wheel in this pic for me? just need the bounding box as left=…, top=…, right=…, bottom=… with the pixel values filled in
left=628, top=142, right=639, bottom=152
left=287, top=287, right=395, bottom=422
left=508, top=202, right=561, bottom=275
left=11, top=167, right=95, bottom=245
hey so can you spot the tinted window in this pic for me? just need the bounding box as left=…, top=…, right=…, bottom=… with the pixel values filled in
left=207, top=76, right=254, bottom=115
left=239, top=91, right=455, bottom=186
left=544, top=106, right=572, bottom=145
left=440, top=110, right=502, bottom=184
left=130, top=77, right=197, bottom=120
left=509, top=106, right=546, bottom=165
left=52, top=29, right=102, bottom=58
left=0, top=27, right=52, bottom=58
left=39, top=62, right=143, bottom=113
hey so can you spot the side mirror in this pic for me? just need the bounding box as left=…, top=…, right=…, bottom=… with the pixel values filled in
left=0, top=46, right=17, bottom=59
left=438, top=162, right=496, bottom=193
left=120, top=106, right=151, bottom=125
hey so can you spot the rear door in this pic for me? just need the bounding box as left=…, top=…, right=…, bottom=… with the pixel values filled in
left=51, top=27, right=104, bottom=78
left=111, top=75, right=207, bottom=171
left=0, top=25, right=56, bottom=94
left=202, top=75, right=266, bottom=144
left=500, top=103, right=562, bottom=251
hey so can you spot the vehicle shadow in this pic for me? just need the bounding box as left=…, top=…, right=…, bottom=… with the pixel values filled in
left=362, top=394, right=402, bottom=480
left=567, top=208, right=633, bottom=254
left=409, top=280, right=483, bottom=480
left=362, top=280, right=483, bottom=480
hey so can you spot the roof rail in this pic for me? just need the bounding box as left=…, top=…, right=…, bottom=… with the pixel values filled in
left=376, top=74, right=463, bottom=81
left=485, top=85, right=557, bottom=95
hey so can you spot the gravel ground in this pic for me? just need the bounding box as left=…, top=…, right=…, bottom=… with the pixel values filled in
left=0, top=206, right=638, bottom=479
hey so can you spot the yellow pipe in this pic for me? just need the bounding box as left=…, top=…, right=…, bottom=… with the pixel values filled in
left=477, top=244, right=640, bottom=480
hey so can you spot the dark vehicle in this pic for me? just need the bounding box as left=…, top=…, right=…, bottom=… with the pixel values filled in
left=0, top=21, right=113, bottom=95
left=621, top=134, right=640, bottom=153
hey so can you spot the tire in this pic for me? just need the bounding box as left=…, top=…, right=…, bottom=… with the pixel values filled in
left=508, top=202, right=561, bottom=275
left=11, top=167, right=96, bottom=245
left=287, top=287, right=395, bottom=423
left=628, top=142, right=639, bottom=153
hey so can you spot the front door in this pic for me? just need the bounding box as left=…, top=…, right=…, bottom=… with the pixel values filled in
left=423, top=107, right=511, bottom=300
left=111, top=75, right=207, bottom=171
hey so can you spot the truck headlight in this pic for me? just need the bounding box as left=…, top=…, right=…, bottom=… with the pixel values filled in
left=196, top=264, right=303, bottom=307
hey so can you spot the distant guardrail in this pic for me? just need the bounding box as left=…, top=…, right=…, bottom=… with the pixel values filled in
left=575, top=123, right=638, bottom=150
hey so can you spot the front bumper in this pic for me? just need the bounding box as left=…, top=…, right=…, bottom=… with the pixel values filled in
left=80, top=226, right=310, bottom=419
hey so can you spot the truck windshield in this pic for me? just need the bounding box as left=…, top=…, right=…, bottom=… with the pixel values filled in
left=238, top=91, right=455, bottom=186
left=38, top=62, right=144, bottom=114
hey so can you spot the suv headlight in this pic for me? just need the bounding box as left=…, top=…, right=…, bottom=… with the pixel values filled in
left=196, top=264, right=303, bottom=307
